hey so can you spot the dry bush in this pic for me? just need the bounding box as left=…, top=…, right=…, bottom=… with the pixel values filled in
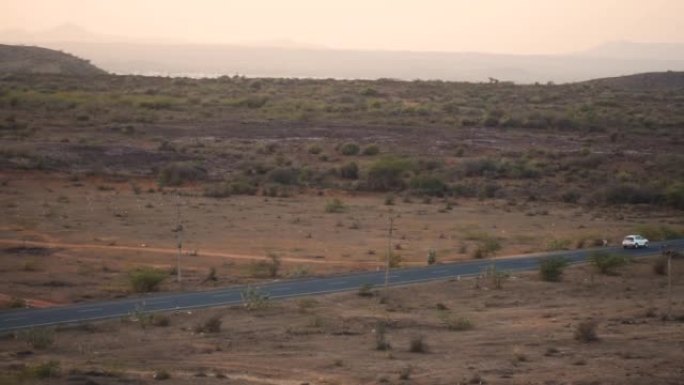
left=18, top=328, right=55, bottom=349
left=574, top=319, right=599, bottom=342
left=374, top=320, right=391, bottom=351
left=409, top=335, right=428, bottom=353
left=194, top=315, right=222, bottom=333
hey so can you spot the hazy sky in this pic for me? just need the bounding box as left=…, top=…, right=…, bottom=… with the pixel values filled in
left=2, top=0, right=683, bottom=54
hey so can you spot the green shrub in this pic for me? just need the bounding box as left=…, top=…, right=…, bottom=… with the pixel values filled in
left=601, top=183, right=662, bottom=205
left=483, top=264, right=509, bottom=289
left=203, top=180, right=258, bottom=197
left=308, top=145, right=322, bottom=155
left=357, top=283, right=375, bottom=297
left=546, top=239, right=571, bottom=251
left=469, top=233, right=501, bottom=258
left=23, top=360, right=60, bottom=379
left=635, top=225, right=682, bottom=241
left=339, top=143, right=360, bottom=156
left=8, top=296, right=25, bottom=308
left=590, top=251, right=629, bottom=275
left=129, top=267, right=167, bottom=292
left=665, top=182, right=684, bottom=209
left=409, top=175, right=448, bottom=196
left=267, top=167, right=300, bottom=185
left=460, top=157, right=499, bottom=177
left=367, top=156, right=413, bottom=191
left=339, top=162, right=359, bottom=179
left=539, top=256, right=569, bottom=282
left=157, top=162, right=207, bottom=186
left=387, top=252, right=402, bottom=268
left=362, top=144, right=380, bottom=156
left=325, top=198, right=346, bottom=213
left=561, top=189, right=581, bottom=203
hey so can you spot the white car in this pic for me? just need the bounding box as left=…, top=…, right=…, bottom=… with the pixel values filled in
left=622, top=235, right=649, bottom=249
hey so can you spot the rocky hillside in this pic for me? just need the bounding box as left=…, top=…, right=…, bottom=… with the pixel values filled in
left=0, top=44, right=105, bottom=76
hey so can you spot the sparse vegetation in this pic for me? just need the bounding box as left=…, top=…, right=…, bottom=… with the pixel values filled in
left=128, top=267, right=167, bottom=292
left=18, top=328, right=55, bottom=349
left=22, top=360, right=61, bottom=379
left=241, top=286, right=270, bottom=310
left=339, top=143, right=360, bottom=156
left=539, top=256, right=569, bottom=282
left=468, top=232, right=502, bottom=259
left=590, top=251, right=629, bottom=275
left=325, top=198, right=346, bottom=213
left=157, top=162, right=207, bottom=187
left=247, top=254, right=281, bottom=278
left=357, top=283, right=375, bottom=297
left=194, top=315, right=222, bottom=333
left=439, top=311, right=474, bottom=331
left=153, top=369, right=171, bottom=380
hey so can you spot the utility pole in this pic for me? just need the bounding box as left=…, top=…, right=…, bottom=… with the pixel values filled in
left=173, top=194, right=183, bottom=284
left=667, top=250, right=672, bottom=320
left=385, top=212, right=396, bottom=289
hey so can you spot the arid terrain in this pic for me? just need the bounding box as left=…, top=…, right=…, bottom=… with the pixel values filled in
left=1, top=46, right=683, bottom=385
left=1, top=257, right=683, bottom=385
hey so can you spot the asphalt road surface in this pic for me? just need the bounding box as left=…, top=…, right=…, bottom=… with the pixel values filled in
left=1, top=239, right=682, bottom=333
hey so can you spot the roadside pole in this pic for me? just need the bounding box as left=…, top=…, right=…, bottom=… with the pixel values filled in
left=667, top=251, right=672, bottom=319
left=175, top=194, right=183, bottom=284
left=385, top=213, right=396, bottom=289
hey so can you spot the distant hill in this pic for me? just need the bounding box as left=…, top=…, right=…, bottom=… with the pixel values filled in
left=0, top=44, right=106, bottom=76
left=1, top=25, right=684, bottom=82
left=583, top=71, right=684, bottom=90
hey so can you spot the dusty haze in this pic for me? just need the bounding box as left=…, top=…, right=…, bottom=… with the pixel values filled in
left=2, top=0, right=684, bottom=54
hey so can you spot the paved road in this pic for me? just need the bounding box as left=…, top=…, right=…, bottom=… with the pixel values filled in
left=1, top=239, right=682, bottom=332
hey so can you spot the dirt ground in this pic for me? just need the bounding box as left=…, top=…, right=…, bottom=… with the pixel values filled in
left=1, top=171, right=680, bottom=306
left=1, top=256, right=683, bottom=385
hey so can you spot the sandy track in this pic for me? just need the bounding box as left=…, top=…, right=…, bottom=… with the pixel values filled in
left=0, top=238, right=379, bottom=267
